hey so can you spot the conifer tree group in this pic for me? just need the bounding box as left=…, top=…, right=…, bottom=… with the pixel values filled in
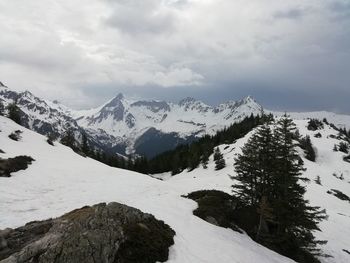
left=213, top=147, right=226, bottom=170
left=60, top=126, right=76, bottom=149
left=233, top=114, right=327, bottom=262
left=299, top=135, right=316, bottom=161
left=7, top=101, right=21, bottom=124
left=0, top=100, right=4, bottom=116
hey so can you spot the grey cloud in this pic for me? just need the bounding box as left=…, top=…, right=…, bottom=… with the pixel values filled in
left=329, top=1, right=350, bottom=20
left=1, top=0, right=350, bottom=113
left=105, top=0, right=177, bottom=35
left=273, top=8, right=305, bottom=20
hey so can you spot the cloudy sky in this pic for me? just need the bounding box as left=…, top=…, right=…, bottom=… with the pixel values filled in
left=0, top=0, right=349, bottom=112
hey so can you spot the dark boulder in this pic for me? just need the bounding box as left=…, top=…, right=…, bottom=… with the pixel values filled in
left=184, top=190, right=243, bottom=233
left=0, top=202, right=175, bottom=263
left=0, top=156, right=34, bottom=177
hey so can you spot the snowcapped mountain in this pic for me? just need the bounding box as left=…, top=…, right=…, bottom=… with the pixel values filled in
left=74, top=93, right=262, bottom=156
left=0, top=82, right=263, bottom=157
left=0, top=84, right=79, bottom=136
left=2, top=81, right=350, bottom=158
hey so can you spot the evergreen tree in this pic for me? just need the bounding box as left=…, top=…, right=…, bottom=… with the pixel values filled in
left=46, top=133, right=57, bottom=146
left=7, top=102, right=21, bottom=124
left=234, top=124, right=275, bottom=206
left=214, top=147, right=226, bottom=170
left=333, top=144, right=338, bottom=152
left=272, top=115, right=326, bottom=257
left=234, top=123, right=276, bottom=242
left=126, top=156, right=134, bottom=171
left=233, top=114, right=327, bottom=260
left=171, top=153, right=182, bottom=175
left=118, top=156, right=126, bottom=169
left=299, top=135, right=316, bottom=161
left=81, top=133, right=90, bottom=155
left=314, top=176, right=322, bottom=185
left=338, top=142, right=349, bottom=154
left=60, top=127, right=76, bottom=149
left=0, top=100, right=4, bottom=116
left=201, top=152, right=209, bottom=169
left=187, top=145, right=200, bottom=171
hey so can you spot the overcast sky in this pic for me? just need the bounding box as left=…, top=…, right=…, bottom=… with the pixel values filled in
left=0, top=0, right=349, bottom=113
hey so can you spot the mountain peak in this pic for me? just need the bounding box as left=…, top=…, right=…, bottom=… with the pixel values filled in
left=178, top=97, right=196, bottom=106
left=242, top=95, right=256, bottom=104
left=104, top=93, right=125, bottom=108
left=0, top=81, right=8, bottom=89
left=225, top=96, right=259, bottom=107
left=114, top=93, right=124, bottom=100
left=21, top=90, right=34, bottom=98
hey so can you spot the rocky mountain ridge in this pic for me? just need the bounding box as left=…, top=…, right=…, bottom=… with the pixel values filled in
left=0, top=83, right=262, bottom=157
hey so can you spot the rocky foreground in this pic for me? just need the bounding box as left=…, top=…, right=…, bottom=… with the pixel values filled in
left=0, top=202, right=175, bottom=263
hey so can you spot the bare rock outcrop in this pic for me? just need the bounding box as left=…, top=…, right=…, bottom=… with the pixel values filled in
left=0, top=202, right=175, bottom=263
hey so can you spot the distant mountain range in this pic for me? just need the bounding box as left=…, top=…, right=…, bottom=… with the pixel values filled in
left=1, top=81, right=349, bottom=158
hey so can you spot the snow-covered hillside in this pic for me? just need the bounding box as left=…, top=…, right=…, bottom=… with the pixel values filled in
left=159, top=118, right=350, bottom=263
left=0, top=116, right=293, bottom=263
left=273, top=111, right=350, bottom=130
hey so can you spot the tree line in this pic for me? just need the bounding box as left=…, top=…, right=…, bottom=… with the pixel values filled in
left=0, top=100, right=21, bottom=124
left=145, top=114, right=270, bottom=175
left=54, top=113, right=267, bottom=175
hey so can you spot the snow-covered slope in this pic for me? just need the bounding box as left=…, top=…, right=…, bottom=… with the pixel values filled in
left=0, top=116, right=293, bottom=263
left=272, top=111, right=350, bottom=130
left=159, top=119, right=350, bottom=263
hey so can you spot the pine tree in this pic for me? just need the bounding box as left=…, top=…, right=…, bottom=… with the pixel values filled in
left=333, top=144, right=338, bottom=152
left=233, top=124, right=275, bottom=206
left=126, top=156, right=134, bottom=171
left=234, top=123, right=276, bottom=242
left=46, top=133, right=57, bottom=146
left=338, top=142, right=349, bottom=154
left=233, top=132, right=261, bottom=205
left=272, top=114, right=326, bottom=257
left=170, top=152, right=182, bottom=175
left=7, top=102, right=21, bottom=124
left=60, top=127, right=76, bottom=149
left=300, top=135, right=316, bottom=161
left=233, top=115, right=327, bottom=260
left=214, top=147, right=226, bottom=170
left=0, top=100, right=4, bottom=116
left=81, top=133, right=90, bottom=155
left=201, top=153, right=209, bottom=169
left=314, top=176, right=322, bottom=185
left=187, top=145, right=200, bottom=171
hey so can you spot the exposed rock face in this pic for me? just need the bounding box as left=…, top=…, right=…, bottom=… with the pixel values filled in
left=125, top=113, right=136, bottom=128
left=0, top=202, right=175, bottom=263
left=0, top=156, right=34, bottom=177
left=0, top=83, right=263, bottom=157
left=131, top=101, right=171, bottom=113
